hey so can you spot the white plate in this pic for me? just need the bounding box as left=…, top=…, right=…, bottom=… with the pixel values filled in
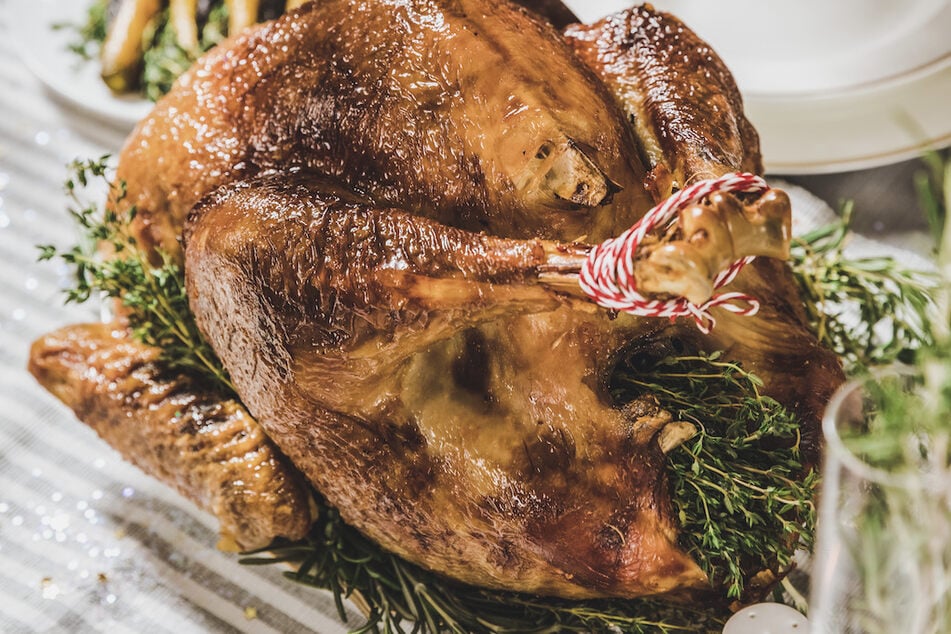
left=7, top=0, right=153, bottom=127
left=747, top=64, right=951, bottom=174
left=597, top=0, right=951, bottom=99
left=567, top=0, right=951, bottom=174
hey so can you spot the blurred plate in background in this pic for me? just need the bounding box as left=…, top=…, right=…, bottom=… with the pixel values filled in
left=7, top=0, right=152, bottom=127
left=567, top=0, right=951, bottom=173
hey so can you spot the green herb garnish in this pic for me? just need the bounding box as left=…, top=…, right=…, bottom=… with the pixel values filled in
left=820, top=152, right=951, bottom=634
left=142, top=5, right=229, bottom=101
left=790, top=202, right=937, bottom=371
left=56, top=0, right=109, bottom=61
left=60, top=1, right=229, bottom=100
left=244, top=506, right=725, bottom=634
left=914, top=150, right=951, bottom=248
left=613, top=353, right=816, bottom=601
left=37, top=156, right=234, bottom=393
left=833, top=349, right=951, bottom=634
left=836, top=148, right=951, bottom=470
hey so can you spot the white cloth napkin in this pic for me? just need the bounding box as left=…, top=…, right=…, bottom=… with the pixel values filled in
left=777, top=178, right=936, bottom=271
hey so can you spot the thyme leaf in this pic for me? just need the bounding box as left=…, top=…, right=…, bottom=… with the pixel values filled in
left=612, top=353, right=816, bottom=601
left=37, top=156, right=234, bottom=393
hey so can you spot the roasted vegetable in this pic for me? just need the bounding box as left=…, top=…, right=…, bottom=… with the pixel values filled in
left=169, top=0, right=199, bottom=52
left=99, top=0, right=162, bottom=92
left=225, top=0, right=259, bottom=33
left=73, top=0, right=585, bottom=98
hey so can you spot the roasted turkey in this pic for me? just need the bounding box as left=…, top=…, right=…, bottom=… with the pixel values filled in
left=30, top=0, right=843, bottom=601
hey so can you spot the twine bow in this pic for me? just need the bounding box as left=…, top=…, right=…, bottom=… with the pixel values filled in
left=578, top=172, right=768, bottom=334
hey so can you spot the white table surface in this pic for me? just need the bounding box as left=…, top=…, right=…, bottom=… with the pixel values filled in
left=0, top=5, right=362, bottom=632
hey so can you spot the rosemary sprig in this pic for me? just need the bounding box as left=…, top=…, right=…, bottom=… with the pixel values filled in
left=37, top=156, right=234, bottom=393
left=823, top=154, right=951, bottom=633
left=789, top=162, right=949, bottom=631
left=839, top=150, right=951, bottom=470
left=790, top=202, right=938, bottom=370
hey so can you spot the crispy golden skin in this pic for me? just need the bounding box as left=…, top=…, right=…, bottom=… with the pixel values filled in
left=29, top=323, right=312, bottom=551
left=565, top=6, right=763, bottom=200
left=31, top=1, right=843, bottom=599
left=115, top=0, right=652, bottom=262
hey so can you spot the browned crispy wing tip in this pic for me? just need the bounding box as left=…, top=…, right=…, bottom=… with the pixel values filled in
left=29, top=323, right=313, bottom=550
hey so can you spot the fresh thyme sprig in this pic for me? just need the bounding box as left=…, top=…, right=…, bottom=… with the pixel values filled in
left=790, top=202, right=938, bottom=371
left=37, top=156, right=234, bottom=393
left=612, top=353, right=815, bottom=601
left=822, top=153, right=951, bottom=634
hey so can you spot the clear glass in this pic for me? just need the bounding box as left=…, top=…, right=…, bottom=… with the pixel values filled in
left=810, top=371, right=951, bottom=634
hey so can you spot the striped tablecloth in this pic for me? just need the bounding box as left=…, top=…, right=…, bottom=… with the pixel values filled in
left=0, top=6, right=361, bottom=633
left=0, top=3, right=937, bottom=634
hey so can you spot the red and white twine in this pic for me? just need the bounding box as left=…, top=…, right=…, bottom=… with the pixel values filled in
left=578, top=172, right=768, bottom=334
